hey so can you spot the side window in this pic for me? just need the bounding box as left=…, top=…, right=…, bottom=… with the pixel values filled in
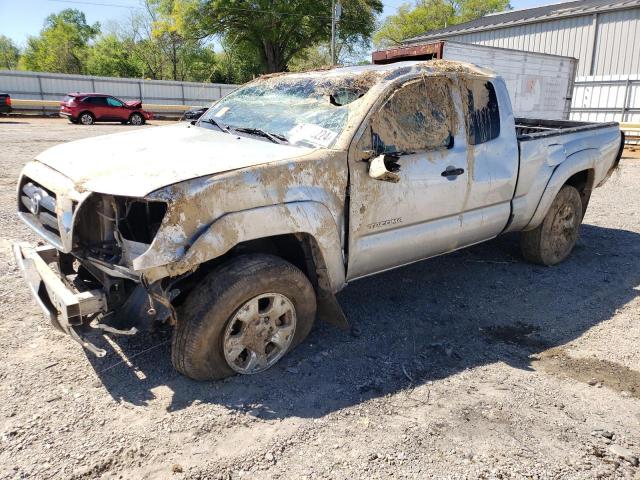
left=463, top=80, right=500, bottom=145
left=87, top=97, right=108, bottom=106
left=371, top=77, right=456, bottom=155
left=107, top=97, right=124, bottom=107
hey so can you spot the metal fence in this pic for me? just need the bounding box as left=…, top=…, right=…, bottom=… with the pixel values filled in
left=570, top=75, right=640, bottom=144
left=0, top=70, right=238, bottom=117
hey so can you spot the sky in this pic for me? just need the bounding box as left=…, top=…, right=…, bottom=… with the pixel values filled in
left=1, top=0, right=558, bottom=47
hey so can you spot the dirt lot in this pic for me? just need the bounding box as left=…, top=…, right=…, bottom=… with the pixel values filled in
left=1, top=117, right=639, bottom=479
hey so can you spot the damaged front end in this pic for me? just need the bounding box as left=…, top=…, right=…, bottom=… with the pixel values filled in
left=14, top=165, right=178, bottom=357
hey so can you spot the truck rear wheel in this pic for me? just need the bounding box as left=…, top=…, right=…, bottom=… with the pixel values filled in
left=521, top=185, right=583, bottom=266
left=171, top=254, right=316, bottom=381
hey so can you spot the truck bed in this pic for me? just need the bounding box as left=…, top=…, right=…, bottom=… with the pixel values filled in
left=516, top=118, right=619, bottom=141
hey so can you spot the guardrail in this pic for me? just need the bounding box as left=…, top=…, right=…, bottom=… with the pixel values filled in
left=621, top=122, right=640, bottom=147
left=10, top=98, right=195, bottom=118
left=10, top=101, right=640, bottom=143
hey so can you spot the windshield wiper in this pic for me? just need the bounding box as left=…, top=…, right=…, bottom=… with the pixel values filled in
left=199, top=118, right=231, bottom=133
left=233, top=127, right=288, bottom=144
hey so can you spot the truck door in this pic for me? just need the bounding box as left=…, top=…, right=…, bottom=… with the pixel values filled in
left=455, top=78, right=518, bottom=246
left=346, top=76, right=471, bottom=281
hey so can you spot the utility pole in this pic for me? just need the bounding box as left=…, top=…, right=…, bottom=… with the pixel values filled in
left=331, top=0, right=336, bottom=65
left=331, top=1, right=342, bottom=65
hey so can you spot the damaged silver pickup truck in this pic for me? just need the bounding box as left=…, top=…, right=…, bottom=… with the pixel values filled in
left=14, top=61, right=624, bottom=380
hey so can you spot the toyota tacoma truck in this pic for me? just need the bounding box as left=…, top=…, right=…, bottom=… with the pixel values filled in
left=13, top=61, right=624, bottom=380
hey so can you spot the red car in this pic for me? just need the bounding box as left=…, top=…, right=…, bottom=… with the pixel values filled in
left=60, top=93, right=153, bottom=125
left=0, top=93, right=11, bottom=114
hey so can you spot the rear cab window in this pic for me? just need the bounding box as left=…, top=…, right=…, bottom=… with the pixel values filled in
left=462, top=80, right=500, bottom=145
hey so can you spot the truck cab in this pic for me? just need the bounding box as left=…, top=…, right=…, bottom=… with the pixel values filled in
left=346, top=69, right=518, bottom=279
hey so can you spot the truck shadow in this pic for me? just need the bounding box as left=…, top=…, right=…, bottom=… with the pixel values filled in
left=87, top=223, right=640, bottom=416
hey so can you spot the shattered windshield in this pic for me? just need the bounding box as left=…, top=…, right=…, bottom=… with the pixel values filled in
left=200, top=72, right=379, bottom=149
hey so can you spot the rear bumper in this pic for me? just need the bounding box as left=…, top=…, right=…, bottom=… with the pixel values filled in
left=12, top=242, right=107, bottom=333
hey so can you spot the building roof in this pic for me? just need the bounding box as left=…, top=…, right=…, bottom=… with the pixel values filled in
left=404, top=0, right=640, bottom=44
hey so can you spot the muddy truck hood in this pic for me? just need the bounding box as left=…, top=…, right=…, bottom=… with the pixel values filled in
left=35, top=124, right=312, bottom=197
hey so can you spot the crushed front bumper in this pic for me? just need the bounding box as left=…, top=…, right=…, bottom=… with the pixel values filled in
left=13, top=242, right=110, bottom=356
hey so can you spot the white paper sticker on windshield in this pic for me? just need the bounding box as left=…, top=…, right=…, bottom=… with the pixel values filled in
left=289, top=123, right=338, bottom=148
left=214, top=106, right=230, bottom=118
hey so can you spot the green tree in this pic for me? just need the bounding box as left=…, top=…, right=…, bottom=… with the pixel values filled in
left=0, top=35, right=20, bottom=70
left=184, top=0, right=384, bottom=73
left=210, top=39, right=262, bottom=84
left=289, top=45, right=333, bottom=72
left=86, top=35, right=143, bottom=77
left=128, top=14, right=167, bottom=79
left=44, top=9, right=100, bottom=42
left=457, top=0, right=511, bottom=22
left=20, top=9, right=100, bottom=73
left=100, top=1, right=221, bottom=82
left=150, top=0, right=191, bottom=80
left=374, top=0, right=510, bottom=48
left=172, top=43, right=218, bottom=81
left=288, top=39, right=369, bottom=71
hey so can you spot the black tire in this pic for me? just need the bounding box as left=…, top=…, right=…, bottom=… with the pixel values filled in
left=129, top=112, right=145, bottom=125
left=521, top=185, right=583, bottom=266
left=171, top=254, right=316, bottom=381
left=78, top=112, right=94, bottom=125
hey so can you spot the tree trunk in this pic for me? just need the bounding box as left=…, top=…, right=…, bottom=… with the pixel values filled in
left=172, top=39, right=178, bottom=81
left=262, top=40, right=285, bottom=73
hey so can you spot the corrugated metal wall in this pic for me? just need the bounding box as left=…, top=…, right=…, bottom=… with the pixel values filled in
left=0, top=70, right=237, bottom=108
left=444, top=6, right=640, bottom=77
left=447, top=16, right=596, bottom=76
left=592, top=9, right=640, bottom=76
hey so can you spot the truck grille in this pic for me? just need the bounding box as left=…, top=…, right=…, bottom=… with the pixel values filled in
left=20, top=180, right=61, bottom=238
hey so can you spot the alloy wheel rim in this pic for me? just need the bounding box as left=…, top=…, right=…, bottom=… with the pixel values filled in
left=550, top=204, right=578, bottom=257
left=81, top=114, right=92, bottom=125
left=223, top=293, right=297, bottom=374
left=131, top=115, right=142, bottom=125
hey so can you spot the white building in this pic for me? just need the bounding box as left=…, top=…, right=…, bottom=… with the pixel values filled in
left=401, top=0, right=640, bottom=124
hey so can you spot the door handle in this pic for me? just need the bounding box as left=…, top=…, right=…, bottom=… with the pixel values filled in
left=441, top=167, right=465, bottom=177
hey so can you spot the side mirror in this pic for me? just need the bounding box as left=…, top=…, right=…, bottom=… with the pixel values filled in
left=368, top=154, right=400, bottom=183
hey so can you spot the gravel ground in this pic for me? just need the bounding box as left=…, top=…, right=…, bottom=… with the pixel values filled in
left=1, top=117, right=639, bottom=480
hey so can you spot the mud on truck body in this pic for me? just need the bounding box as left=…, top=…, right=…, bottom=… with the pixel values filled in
left=14, top=61, right=624, bottom=380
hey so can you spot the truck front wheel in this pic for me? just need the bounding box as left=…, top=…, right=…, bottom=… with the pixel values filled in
left=171, top=254, right=316, bottom=380
left=521, top=185, right=583, bottom=266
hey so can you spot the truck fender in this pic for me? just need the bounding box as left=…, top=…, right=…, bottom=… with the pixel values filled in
left=143, top=201, right=346, bottom=291
left=524, top=148, right=598, bottom=231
